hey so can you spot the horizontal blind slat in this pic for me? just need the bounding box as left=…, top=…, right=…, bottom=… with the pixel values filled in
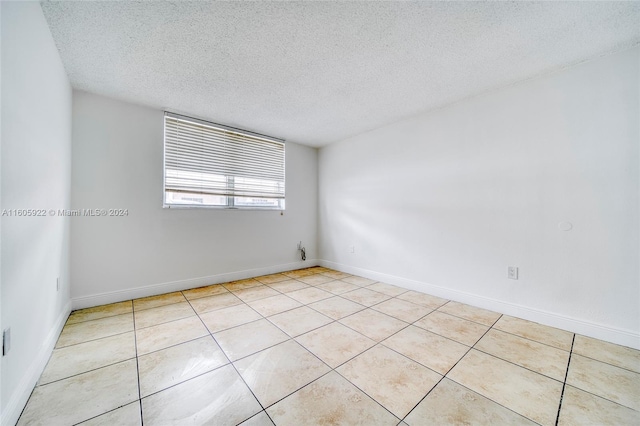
left=164, top=114, right=285, bottom=203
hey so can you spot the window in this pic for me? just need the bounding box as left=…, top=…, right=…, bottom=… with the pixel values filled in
left=164, top=112, right=285, bottom=209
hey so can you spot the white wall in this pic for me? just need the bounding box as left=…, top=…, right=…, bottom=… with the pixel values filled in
left=319, top=47, right=640, bottom=349
left=71, top=91, right=318, bottom=307
left=1, top=2, right=72, bottom=425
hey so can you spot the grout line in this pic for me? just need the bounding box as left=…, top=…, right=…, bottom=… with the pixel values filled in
left=555, top=334, right=576, bottom=426
left=36, top=357, right=138, bottom=387
left=558, top=383, right=640, bottom=413
left=133, top=297, right=187, bottom=313
left=567, top=351, right=640, bottom=375
left=337, top=313, right=411, bottom=343
left=65, top=311, right=132, bottom=326
left=132, top=301, right=144, bottom=426
left=256, top=369, right=336, bottom=412
left=489, top=325, right=573, bottom=352
left=185, top=296, right=271, bottom=421
left=64, top=310, right=133, bottom=327
left=433, top=302, right=500, bottom=328
left=53, top=328, right=134, bottom=350
left=330, top=363, right=402, bottom=422
left=470, top=346, right=565, bottom=384
left=400, top=314, right=500, bottom=423
left=438, top=379, right=545, bottom=425
left=135, top=313, right=197, bottom=331
left=136, top=362, right=231, bottom=400
left=137, top=333, right=212, bottom=358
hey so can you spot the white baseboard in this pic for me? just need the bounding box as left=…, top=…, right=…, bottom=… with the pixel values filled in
left=319, top=260, right=640, bottom=350
left=72, top=260, right=319, bottom=310
left=2, top=300, right=72, bottom=426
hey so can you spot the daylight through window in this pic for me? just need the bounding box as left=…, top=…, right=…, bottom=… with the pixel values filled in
left=164, top=112, right=285, bottom=209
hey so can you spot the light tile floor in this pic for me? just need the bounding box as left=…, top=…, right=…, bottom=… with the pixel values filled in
left=18, top=267, right=640, bottom=425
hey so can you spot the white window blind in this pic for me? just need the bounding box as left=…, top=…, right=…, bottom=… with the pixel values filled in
left=164, top=112, right=285, bottom=208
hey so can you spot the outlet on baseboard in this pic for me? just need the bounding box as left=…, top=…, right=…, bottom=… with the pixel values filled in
left=508, top=266, right=519, bottom=280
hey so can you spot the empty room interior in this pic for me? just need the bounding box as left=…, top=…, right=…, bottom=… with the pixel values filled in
left=2, top=1, right=640, bottom=425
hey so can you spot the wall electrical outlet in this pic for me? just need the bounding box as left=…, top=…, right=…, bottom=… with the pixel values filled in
left=349, top=245, right=355, bottom=254
left=508, top=266, right=519, bottom=280
left=57, top=277, right=60, bottom=291
left=3, top=328, right=10, bottom=356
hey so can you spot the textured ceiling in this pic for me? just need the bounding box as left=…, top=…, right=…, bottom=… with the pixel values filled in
left=41, top=1, right=640, bottom=147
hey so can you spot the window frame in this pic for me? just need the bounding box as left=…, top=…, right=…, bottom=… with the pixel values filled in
left=162, top=112, right=286, bottom=210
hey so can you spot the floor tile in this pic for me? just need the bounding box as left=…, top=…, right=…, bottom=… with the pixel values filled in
left=340, top=276, right=377, bottom=286
left=223, top=278, right=263, bottom=291
left=365, top=282, right=408, bottom=297
left=437, top=301, right=501, bottom=326
left=341, top=288, right=391, bottom=306
left=320, top=270, right=351, bottom=280
left=134, top=301, right=195, bottom=329
left=337, top=345, right=441, bottom=418
left=475, top=329, right=570, bottom=381
left=239, top=411, right=275, bottom=425
left=558, top=385, right=640, bottom=426
left=66, top=301, right=132, bottom=325
left=493, top=315, right=573, bottom=351
left=383, top=325, right=468, bottom=374
left=18, top=360, right=138, bottom=426
left=397, top=291, right=448, bottom=309
left=340, top=309, right=408, bottom=342
left=247, top=294, right=302, bottom=317
left=235, top=340, right=331, bottom=407
left=41, top=332, right=135, bottom=385
left=306, top=266, right=330, bottom=273
left=182, top=284, right=229, bottom=300
left=316, top=279, right=361, bottom=295
left=56, top=313, right=133, bottom=348
left=138, top=336, right=228, bottom=397
left=572, top=334, right=640, bottom=373
left=448, top=349, right=563, bottom=426
left=254, top=273, right=290, bottom=285
left=296, top=322, right=376, bottom=368
left=308, top=296, right=366, bottom=319
left=267, top=371, right=399, bottom=425
left=372, top=298, right=431, bottom=323
left=214, top=318, right=289, bottom=361
left=199, top=303, right=262, bottom=333
left=136, top=316, right=208, bottom=355
left=268, top=306, right=333, bottom=337
left=286, top=286, right=333, bottom=304
left=141, top=364, right=261, bottom=425
left=282, top=269, right=315, bottom=278
left=233, top=285, right=280, bottom=302
left=189, top=292, right=242, bottom=314
left=405, top=378, right=536, bottom=426
left=264, top=279, right=310, bottom=293
left=566, top=354, right=640, bottom=410
left=414, top=311, right=488, bottom=346
left=24, top=268, right=640, bottom=426
left=77, top=402, right=141, bottom=426
left=297, top=274, right=335, bottom=285
left=133, top=292, right=186, bottom=311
